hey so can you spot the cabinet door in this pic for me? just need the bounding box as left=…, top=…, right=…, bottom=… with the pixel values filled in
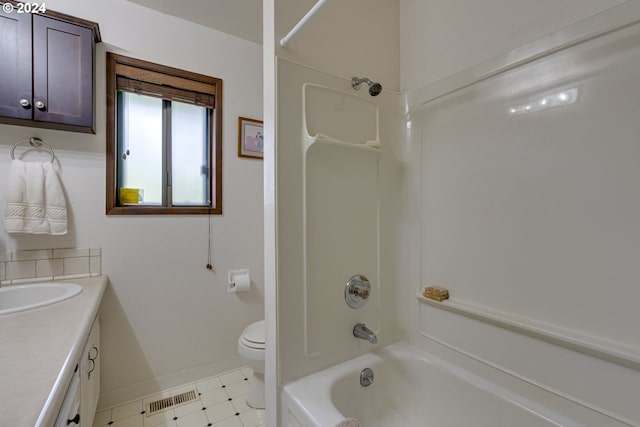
left=33, top=15, right=93, bottom=127
left=80, top=318, right=100, bottom=427
left=54, top=366, right=81, bottom=427
left=0, top=10, right=32, bottom=119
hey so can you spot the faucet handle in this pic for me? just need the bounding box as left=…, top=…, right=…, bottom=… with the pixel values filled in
left=345, top=275, right=371, bottom=309
left=352, top=287, right=369, bottom=299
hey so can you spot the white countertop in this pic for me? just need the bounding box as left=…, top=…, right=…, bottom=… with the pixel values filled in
left=0, top=275, right=108, bottom=427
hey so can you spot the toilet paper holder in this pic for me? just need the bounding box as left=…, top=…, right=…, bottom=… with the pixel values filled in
left=227, top=269, right=251, bottom=293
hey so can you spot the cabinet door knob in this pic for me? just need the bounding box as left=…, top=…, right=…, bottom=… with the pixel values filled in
left=35, top=101, right=46, bottom=110
left=88, top=358, right=95, bottom=379
left=19, top=99, right=31, bottom=108
left=88, top=345, right=98, bottom=361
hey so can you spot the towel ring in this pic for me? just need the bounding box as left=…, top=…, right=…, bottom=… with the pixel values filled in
left=10, top=137, right=55, bottom=163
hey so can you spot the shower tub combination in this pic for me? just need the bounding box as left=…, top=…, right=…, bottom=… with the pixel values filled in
left=282, top=342, right=569, bottom=427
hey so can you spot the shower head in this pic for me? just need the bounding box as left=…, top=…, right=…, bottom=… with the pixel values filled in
left=351, top=77, right=382, bottom=97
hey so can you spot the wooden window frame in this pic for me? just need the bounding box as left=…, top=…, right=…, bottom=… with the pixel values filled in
left=106, top=53, right=223, bottom=215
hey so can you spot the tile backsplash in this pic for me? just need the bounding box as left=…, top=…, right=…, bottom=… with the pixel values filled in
left=0, top=247, right=101, bottom=285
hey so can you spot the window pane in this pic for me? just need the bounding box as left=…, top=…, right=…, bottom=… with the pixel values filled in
left=171, top=101, right=209, bottom=206
left=118, top=92, right=163, bottom=205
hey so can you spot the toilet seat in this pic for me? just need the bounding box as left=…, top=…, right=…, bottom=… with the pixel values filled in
left=240, top=320, right=265, bottom=350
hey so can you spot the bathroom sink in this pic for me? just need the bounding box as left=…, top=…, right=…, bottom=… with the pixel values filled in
left=0, top=283, right=82, bottom=315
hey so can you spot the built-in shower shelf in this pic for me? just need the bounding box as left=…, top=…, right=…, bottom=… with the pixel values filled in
left=303, top=135, right=382, bottom=155
left=417, top=291, right=640, bottom=370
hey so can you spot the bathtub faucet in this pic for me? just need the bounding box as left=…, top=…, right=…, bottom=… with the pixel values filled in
left=353, top=323, right=377, bottom=344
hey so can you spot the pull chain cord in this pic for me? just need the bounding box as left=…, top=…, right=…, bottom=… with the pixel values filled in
left=206, top=214, right=213, bottom=270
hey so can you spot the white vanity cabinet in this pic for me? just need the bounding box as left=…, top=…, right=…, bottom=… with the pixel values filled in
left=80, top=317, right=100, bottom=427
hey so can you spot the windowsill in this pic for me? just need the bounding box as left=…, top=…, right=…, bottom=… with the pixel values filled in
left=106, top=205, right=221, bottom=215
left=121, top=203, right=210, bottom=207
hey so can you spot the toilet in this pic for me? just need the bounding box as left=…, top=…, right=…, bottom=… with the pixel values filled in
left=237, top=320, right=266, bottom=409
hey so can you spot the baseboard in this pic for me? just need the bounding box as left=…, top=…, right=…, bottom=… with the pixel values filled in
left=96, top=356, right=244, bottom=411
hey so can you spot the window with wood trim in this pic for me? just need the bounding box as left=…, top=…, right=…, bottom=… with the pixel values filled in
left=106, top=53, right=222, bottom=215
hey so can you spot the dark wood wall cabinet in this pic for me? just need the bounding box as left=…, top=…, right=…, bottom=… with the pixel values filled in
left=0, top=2, right=100, bottom=133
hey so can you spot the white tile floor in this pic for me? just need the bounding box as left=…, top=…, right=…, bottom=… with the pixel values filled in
left=93, top=367, right=265, bottom=427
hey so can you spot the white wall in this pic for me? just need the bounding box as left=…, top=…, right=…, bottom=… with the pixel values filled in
left=0, top=0, right=264, bottom=405
left=262, top=1, right=277, bottom=424
left=400, top=0, right=626, bottom=91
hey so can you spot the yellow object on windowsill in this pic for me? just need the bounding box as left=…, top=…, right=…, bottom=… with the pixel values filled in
left=120, top=188, right=142, bottom=204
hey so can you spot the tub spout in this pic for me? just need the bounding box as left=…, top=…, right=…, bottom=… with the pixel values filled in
left=353, top=323, right=377, bottom=344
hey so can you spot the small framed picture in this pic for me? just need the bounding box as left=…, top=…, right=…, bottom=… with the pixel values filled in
left=238, top=117, right=264, bottom=159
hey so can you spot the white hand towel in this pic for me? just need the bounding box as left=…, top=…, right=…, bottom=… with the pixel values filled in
left=4, top=159, right=68, bottom=235
left=335, top=418, right=362, bottom=427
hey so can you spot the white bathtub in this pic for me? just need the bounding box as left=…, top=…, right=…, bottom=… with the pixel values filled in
left=283, top=342, right=565, bottom=427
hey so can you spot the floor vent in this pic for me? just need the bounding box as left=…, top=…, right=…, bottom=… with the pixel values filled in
left=146, top=390, right=198, bottom=416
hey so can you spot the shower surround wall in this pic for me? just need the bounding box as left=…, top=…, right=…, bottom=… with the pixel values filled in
left=273, top=0, right=405, bottom=388
left=0, top=0, right=264, bottom=409
left=406, top=6, right=640, bottom=423
left=271, top=0, right=640, bottom=424
left=399, top=0, right=626, bottom=90
left=275, top=59, right=406, bottom=383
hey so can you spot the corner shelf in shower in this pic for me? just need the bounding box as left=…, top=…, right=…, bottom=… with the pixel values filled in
left=303, top=134, right=382, bottom=156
